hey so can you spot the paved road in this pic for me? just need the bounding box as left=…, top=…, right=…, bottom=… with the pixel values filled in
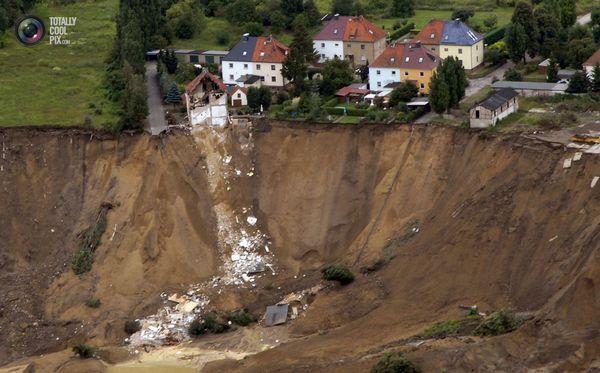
left=145, top=62, right=168, bottom=135
left=465, top=62, right=513, bottom=97
left=577, top=12, right=591, bottom=25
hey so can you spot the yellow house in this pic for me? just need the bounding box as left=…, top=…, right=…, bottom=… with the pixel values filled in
left=413, top=19, right=484, bottom=70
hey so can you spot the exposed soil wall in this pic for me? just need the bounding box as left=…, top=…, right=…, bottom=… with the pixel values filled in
left=0, top=123, right=598, bottom=371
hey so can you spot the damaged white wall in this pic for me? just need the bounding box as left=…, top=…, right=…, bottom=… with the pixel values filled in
left=188, top=93, right=230, bottom=127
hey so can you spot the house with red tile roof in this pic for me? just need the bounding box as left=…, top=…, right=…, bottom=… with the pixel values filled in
left=583, top=48, right=600, bottom=79
left=412, top=19, right=484, bottom=70
left=369, top=42, right=440, bottom=94
left=184, top=70, right=229, bottom=126
left=222, top=35, right=289, bottom=87
left=313, top=15, right=387, bottom=66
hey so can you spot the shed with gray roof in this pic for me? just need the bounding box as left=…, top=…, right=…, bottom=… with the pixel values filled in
left=470, top=88, right=519, bottom=128
left=491, top=81, right=568, bottom=97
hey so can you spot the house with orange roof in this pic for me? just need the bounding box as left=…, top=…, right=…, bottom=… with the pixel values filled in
left=412, top=19, right=484, bottom=70
left=184, top=70, right=229, bottom=126
left=222, top=34, right=289, bottom=87
left=369, top=42, right=440, bottom=94
left=313, top=15, right=387, bottom=66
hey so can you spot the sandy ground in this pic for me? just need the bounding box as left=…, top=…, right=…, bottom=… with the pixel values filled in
left=0, top=123, right=598, bottom=372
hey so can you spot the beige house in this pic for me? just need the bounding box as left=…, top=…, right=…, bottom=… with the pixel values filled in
left=413, top=19, right=484, bottom=70
left=470, top=88, right=518, bottom=128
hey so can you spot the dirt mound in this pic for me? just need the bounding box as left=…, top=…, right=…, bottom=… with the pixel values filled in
left=0, top=123, right=598, bottom=371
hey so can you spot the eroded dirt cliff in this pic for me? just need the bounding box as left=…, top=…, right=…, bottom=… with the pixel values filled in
left=0, top=123, right=598, bottom=372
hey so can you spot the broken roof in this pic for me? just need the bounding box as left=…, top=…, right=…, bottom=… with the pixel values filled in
left=185, top=70, right=227, bottom=94
left=474, top=88, right=518, bottom=111
left=413, top=19, right=482, bottom=46
left=314, top=15, right=386, bottom=42
left=265, top=304, right=288, bottom=326
left=224, top=35, right=288, bottom=63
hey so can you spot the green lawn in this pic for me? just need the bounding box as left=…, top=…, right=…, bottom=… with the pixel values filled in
left=171, top=17, right=236, bottom=50
left=375, top=8, right=514, bottom=30
left=0, top=0, right=118, bottom=127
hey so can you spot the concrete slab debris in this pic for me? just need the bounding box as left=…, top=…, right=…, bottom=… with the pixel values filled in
left=592, top=176, right=599, bottom=189
left=573, top=152, right=582, bottom=162
left=178, top=301, right=200, bottom=313
left=563, top=158, right=572, bottom=169
left=585, top=144, right=600, bottom=154
left=265, top=304, right=289, bottom=326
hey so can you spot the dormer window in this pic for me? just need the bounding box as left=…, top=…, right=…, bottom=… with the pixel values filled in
left=405, top=57, right=410, bottom=62
left=369, top=29, right=373, bottom=34
left=242, top=51, right=247, bottom=55
left=390, top=57, right=395, bottom=63
left=430, top=33, right=435, bottom=39
left=260, top=52, right=265, bottom=57
left=418, top=57, right=423, bottom=63
left=334, top=29, right=338, bottom=34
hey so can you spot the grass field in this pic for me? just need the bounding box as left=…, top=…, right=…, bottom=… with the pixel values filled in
left=171, top=17, right=236, bottom=50
left=376, top=8, right=514, bottom=29
left=0, top=0, right=118, bottom=127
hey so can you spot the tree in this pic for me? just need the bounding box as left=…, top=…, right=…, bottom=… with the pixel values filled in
left=320, top=57, right=355, bottom=96
left=389, top=81, right=418, bottom=106
left=567, top=71, right=588, bottom=93
left=121, top=65, right=148, bottom=130
left=226, top=0, right=259, bottom=25
left=534, top=7, right=561, bottom=58
left=358, top=61, right=369, bottom=82
left=247, top=87, right=261, bottom=111
left=511, top=1, right=539, bottom=57
left=331, top=0, right=356, bottom=16
left=391, top=0, right=414, bottom=18
left=504, top=67, right=522, bottom=81
left=269, top=11, right=287, bottom=33
left=592, top=7, right=600, bottom=27
left=452, top=9, right=475, bottom=23
left=557, top=0, right=576, bottom=28
left=566, top=27, right=597, bottom=69
left=164, top=83, right=182, bottom=104
left=429, top=72, right=450, bottom=114
left=303, top=0, right=321, bottom=27
left=483, top=15, right=498, bottom=30
left=505, top=22, right=528, bottom=64
left=281, top=0, right=304, bottom=19
left=591, top=63, right=600, bottom=93
left=282, top=19, right=317, bottom=94
left=546, top=58, right=558, bottom=83
left=244, top=21, right=264, bottom=36
left=258, top=86, right=272, bottom=110
left=167, top=0, right=205, bottom=39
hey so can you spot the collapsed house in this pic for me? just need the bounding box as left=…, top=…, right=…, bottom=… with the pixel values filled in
left=184, top=70, right=229, bottom=126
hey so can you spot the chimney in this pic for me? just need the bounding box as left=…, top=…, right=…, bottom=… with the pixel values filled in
left=334, top=13, right=339, bottom=20
left=415, top=41, right=421, bottom=47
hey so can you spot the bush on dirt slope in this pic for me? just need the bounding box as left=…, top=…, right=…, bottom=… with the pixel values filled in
left=371, top=352, right=420, bottom=373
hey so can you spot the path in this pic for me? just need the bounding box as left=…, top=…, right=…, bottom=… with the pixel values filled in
left=577, top=12, right=591, bottom=25
left=465, top=62, right=512, bottom=97
left=145, top=61, right=168, bottom=136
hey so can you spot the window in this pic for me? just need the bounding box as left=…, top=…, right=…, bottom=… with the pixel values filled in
left=376, top=70, right=381, bottom=75
left=244, top=63, right=248, bottom=69
left=431, top=47, right=436, bottom=51
left=271, top=76, right=276, bottom=82
left=347, top=44, right=351, bottom=48
left=242, top=51, right=247, bottom=56
left=475, top=110, right=480, bottom=119
left=256, top=64, right=261, bottom=70
left=476, top=45, right=478, bottom=50
left=190, top=55, right=199, bottom=63
left=229, top=63, right=233, bottom=68
left=321, top=43, right=325, bottom=48
left=260, top=76, right=265, bottom=81
left=271, top=65, right=276, bottom=70
left=418, top=57, right=423, bottom=63
left=458, top=48, right=463, bottom=54
left=392, top=70, right=396, bottom=75
left=430, top=33, right=435, bottom=39
left=335, top=43, right=339, bottom=46
left=361, top=44, right=365, bottom=49
left=321, top=54, right=325, bottom=59
left=229, top=74, right=234, bottom=80
left=419, top=72, right=424, bottom=77
left=404, top=71, right=409, bottom=76
left=377, top=82, right=381, bottom=87
left=237, top=93, right=241, bottom=98
left=420, top=83, right=425, bottom=89
left=405, top=57, right=410, bottom=62
left=444, top=48, right=448, bottom=52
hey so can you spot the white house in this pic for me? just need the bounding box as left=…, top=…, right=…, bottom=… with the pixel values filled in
left=222, top=35, right=289, bottom=87
left=228, top=86, right=248, bottom=107
left=470, top=88, right=518, bottom=128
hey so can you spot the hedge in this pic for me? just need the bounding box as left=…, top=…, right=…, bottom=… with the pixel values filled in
left=484, top=26, right=507, bottom=46
left=325, top=107, right=346, bottom=115
left=323, top=97, right=339, bottom=107
left=390, top=23, right=415, bottom=41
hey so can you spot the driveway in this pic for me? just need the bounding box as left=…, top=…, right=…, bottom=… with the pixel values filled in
left=145, top=62, right=168, bottom=135
left=465, top=62, right=513, bottom=97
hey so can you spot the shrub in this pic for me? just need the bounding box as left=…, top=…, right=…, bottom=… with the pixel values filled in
left=474, top=309, right=523, bottom=336
left=420, top=320, right=461, bottom=339
left=124, top=320, right=141, bottom=335
left=86, top=298, right=101, bottom=308
left=73, top=343, right=94, bottom=358
left=389, top=23, right=415, bottom=41
left=228, top=309, right=256, bottom=326
left=371, top=352, right=419, bottom=373
left=72, top=206, right=110, bottom=275
left=503, top=68, right=522, bottom=82
left=322, top=265, right=355, bottom=285
left=189, top=313, right=230, bottom=336
left=72, top=248, right=94, bottom=275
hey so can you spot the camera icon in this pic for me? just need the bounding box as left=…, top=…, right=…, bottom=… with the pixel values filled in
left=15, top=15, right=46, bottom=46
